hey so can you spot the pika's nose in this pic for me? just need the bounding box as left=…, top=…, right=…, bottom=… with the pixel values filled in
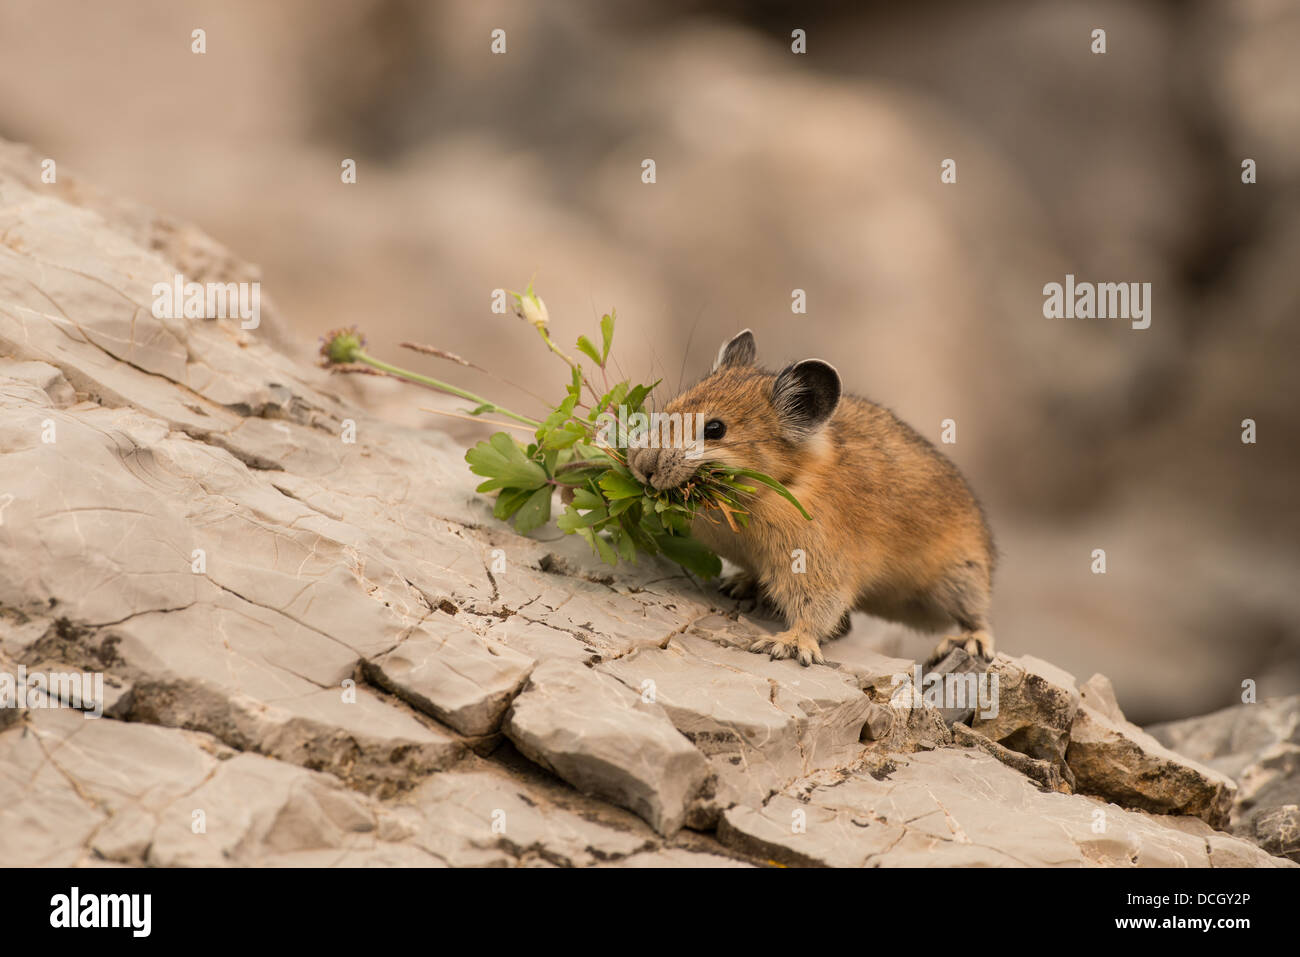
left=629, top=447, right=660, bottom=486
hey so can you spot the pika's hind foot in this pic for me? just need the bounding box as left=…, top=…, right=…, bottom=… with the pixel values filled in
left=718, top=569, right=759, bottom=601
left=926, top=629, right=994, bottom=666
left=750, top=629, right=826, bottom=667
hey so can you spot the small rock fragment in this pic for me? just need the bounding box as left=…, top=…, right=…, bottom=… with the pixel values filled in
left=971, top=653, right=1080, bottom=773
left=1066, top=703, right=1236, bottom=828
left=365, top=620, right=534, bottom=736
left=951, top=723, right=1070, bottom=793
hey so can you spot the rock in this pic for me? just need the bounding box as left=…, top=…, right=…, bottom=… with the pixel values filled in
left=718, top=749, right=1286, bottom=869
left=921, top=647, right=988, bottom=725
left=147, top=752, right=380, bottom=867
left=1251, top=805, right=1300, bottom=862
left=970, top=654, right=1080, bottom=773
left=599, top=632, right=872, bottom=811
left=867, top=672, right=954, bottom=755
left=1067, top=703, right=1235, bottom=828
left=859, top=702, right=895, bottom=742
left=819, top=631, right=916, bottom=695
left=503, top=660, right=711, bottom=836
left=365, top=618, right=535, bottom=736
left=1147, top=695, right=1300, bottom=860
left=1146, top=695, right=1299, bottom=780
left=0, top=706, right=382, bottom=867
left=125, top=675, right=463, bottom=797
left=599, top=848, right=752, bottom=868
left=1079, top=672, right=1126, bottom=723
left=951, top=724, right=1070, bottom=794
left=393, top=764, right=657, bottom=867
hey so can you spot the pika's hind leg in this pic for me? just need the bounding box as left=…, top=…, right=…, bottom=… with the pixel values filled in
left=719, top=567, right=784, bottom=618
left=924, top=561, right=995, bottom=664
left=927, top=628, right=995, bottom=664
left=718, top=567, right=759, bottom=600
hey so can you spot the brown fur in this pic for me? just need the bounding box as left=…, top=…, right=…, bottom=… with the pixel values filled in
left=628, top=332, right=996, bottom=666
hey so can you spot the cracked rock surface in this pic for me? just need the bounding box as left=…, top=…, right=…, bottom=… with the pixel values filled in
left=1148, top=695, right=1300, bottom=862
left=0, top=140, right=1292, bottom=867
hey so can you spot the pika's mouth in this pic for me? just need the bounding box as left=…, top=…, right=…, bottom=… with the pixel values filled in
left=627, top=446, right=695, bottom=491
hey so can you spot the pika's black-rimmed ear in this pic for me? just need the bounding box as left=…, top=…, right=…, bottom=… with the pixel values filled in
left=773, top=360, right=840, bottom=435
left=713, top=329, right=756, bottom=371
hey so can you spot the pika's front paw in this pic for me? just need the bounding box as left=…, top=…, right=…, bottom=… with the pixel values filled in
left=749, top=630, right=826, bottom=667
left=718, top=569, right=758, bottom=601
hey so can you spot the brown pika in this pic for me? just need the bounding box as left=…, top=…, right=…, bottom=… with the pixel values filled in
left=628, top=329, right=996, bottom=667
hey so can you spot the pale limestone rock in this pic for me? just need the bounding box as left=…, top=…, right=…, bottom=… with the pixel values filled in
left=1148, top=695, right=1300, bottom=860
left=504, top=660, right=711, bottom=836
left=366, top=617, right=535, bottom=736
left=719, top=749, right=1287, bottom=868
left=599, top=632, right=871, bottom=810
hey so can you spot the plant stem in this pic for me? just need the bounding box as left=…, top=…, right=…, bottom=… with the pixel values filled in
left=356, top=350, right=542, bottom=427
left=534, top=325, right=603, bottom=406
left=555, top=457, right=616, bottom=474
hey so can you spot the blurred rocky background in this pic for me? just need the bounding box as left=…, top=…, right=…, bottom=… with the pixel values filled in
left=1, top=0, right=1296, bottom=722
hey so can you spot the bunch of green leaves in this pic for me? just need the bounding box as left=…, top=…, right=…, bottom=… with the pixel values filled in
left=464, top=296, right=810, bottom=578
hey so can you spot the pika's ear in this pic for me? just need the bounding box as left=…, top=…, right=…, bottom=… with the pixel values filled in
left=773, top=360, right=840, bottom=434
left=713, top=329, right=756, bottom=371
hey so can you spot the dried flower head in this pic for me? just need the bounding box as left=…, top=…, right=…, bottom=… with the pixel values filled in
left=319, top=326, right=365, bottom=365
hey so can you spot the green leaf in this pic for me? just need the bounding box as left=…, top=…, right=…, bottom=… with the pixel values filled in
left=553, top=465, right=608, bottom=486
left=725, top=468, right=812, bottom=520
left=603, top=381, right=629, bottom=413
left=542, top=424, right=585, bottom=451
left=607, top=496, right=638, bottom=518
left=614, top=528, right=637, bottom=561
left=577, top=527, right=617, bottom=565
left=660, top=508, right=691, bottom=536
left=624, top=381, right=657, bottom=414
left=557, top=503, right=608, bottom=531
left=599, top=470, right=644, bottom=500
left=600, top=311, right=615, bottom=362
left=539, top=393, right=578, bottom=436
left=513, top=485, right=554, bottom=535
left=576, top=335, right=602, bottom=367
left=655, top=533, right=722, bottom=579
left=466, top=432, right=548, bottom=492
left=571, top=488, right=605, bottom=510
left=638, top=505, right=666, bottom=537
left=493, top=487, right=534, bottom=520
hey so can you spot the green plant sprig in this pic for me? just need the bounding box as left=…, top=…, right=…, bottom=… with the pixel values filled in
left=319, top=327, right=541, bottom=428
left=319, top=284, right=810, bottom=579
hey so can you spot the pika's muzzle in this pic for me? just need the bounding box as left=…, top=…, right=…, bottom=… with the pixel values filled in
left=627, top=445, right=695, bottom=491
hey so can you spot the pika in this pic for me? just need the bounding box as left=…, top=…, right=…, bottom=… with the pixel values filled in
left=628, top=330, right=996, bottom=667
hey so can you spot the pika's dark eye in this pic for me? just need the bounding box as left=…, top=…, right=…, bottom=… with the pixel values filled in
left=703, top=419, right=726, bottom=440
